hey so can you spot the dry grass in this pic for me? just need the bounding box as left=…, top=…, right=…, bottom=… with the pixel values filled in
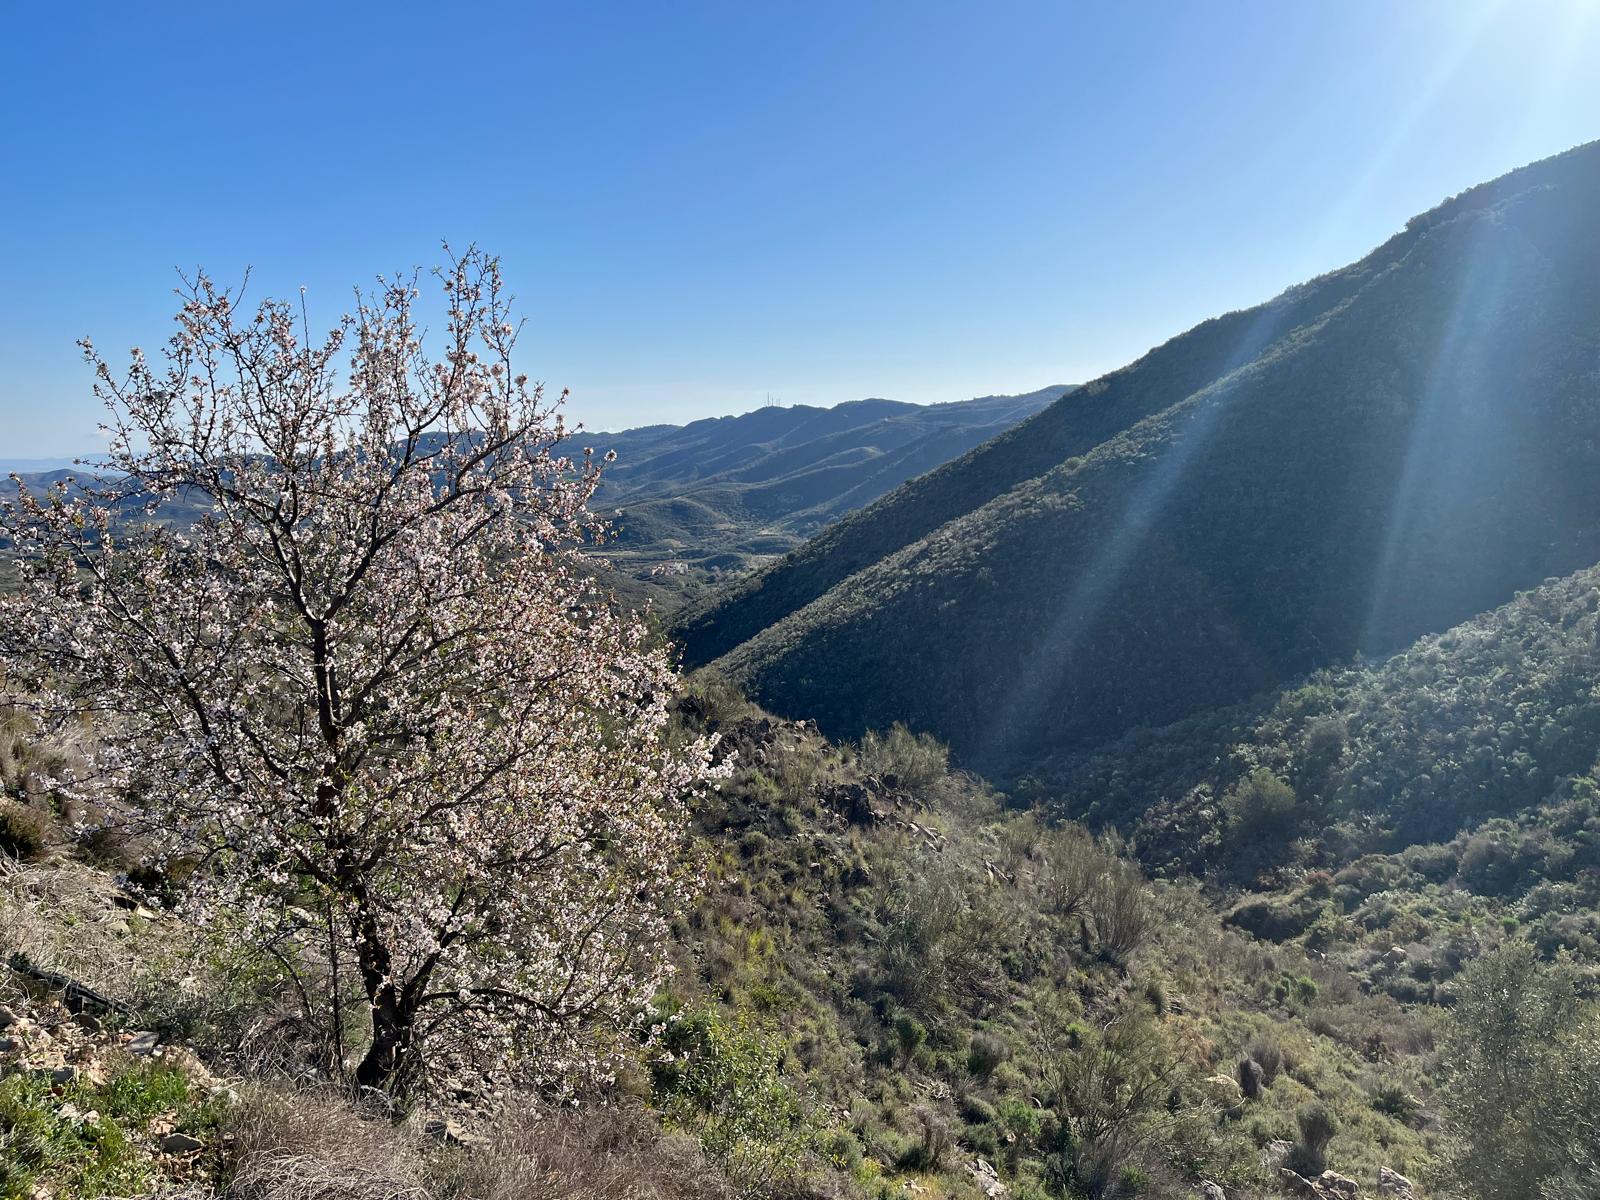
left=227, top=1089, right=432, bottom=1200
left=0, top=857, right=137, bottom=1000
left=440, top=1105, right=734, bottom=1200
left=222, top=1091, right=735, bottom=1200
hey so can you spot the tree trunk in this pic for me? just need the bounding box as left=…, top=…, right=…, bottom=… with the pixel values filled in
left=354, top=990, right=410, bottom=1092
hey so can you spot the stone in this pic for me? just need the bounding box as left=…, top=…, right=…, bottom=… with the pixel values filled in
left=1278, top=1169, right=1363, bottom=1200
left=1198, top=1182, right=1227, bottom=1200
left=1377, top=1166, right=1416, bottom=1198
left=159, top=1132, right=204, bottom=1154
left=125, top=1031, right=160, bottom=1056
left=968, top=1158, right=1008, bottom=1198
left=49, top=1066, right=77, bottom=1084
left=1263, top=1140, right=1295, bottom=1172
left=425, top=1116, right=487, bottom=1148
left=1203, top=1073, right=1244, bottom=1104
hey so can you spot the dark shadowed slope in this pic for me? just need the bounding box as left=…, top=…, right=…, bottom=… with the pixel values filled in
left=669, top=148, right=1553, bottom=667
left=695, top=141, right=1600, bottom=771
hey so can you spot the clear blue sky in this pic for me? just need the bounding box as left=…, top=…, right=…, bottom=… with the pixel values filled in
left=3, top=0, right=1599, bottom=459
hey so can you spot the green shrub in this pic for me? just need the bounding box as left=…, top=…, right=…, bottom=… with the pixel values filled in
left=959, top=1095, right=998, bottom=1125
left=1247, top=1033, right=1286, bottom=1085
left=1288, top=1102, right=1337, bottom=1175
left=893, top=1013, right=927, bottom=1067
left=1370, top=1083, right=1421, bottom=1125
left=1224, top=769, right=1299, bottom=840
left=652, top=1006, right=812, bottom=1191
left=1438, top=942, right=1600, bottom=1200
left=858, top=723, right=949, bottom=790
left=967, top=1031, right=1008, bottom=1081
left=0, top=801, right=49, bottom=861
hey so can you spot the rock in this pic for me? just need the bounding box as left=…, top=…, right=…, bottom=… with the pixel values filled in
left=1278, top=1170, right=1362, bottom=1200
left=824, top=781, right=877, bottom=824
left=968, top=1158, right=1007, bottom=1198
left=1377, top=1166, right=1416, bottom=1198
left=1198, top=1182, right=1227, bottom=1200
left=425, top=1116, right=487, bottom=1148
left=125, top=1031, right=160, bottom=1056
left=159, top=1132, right=204, bottom=1154
left=0, top=1036, right=18, bottom=1054
left=1263, top=1140, right=1295, bottom=1172
left=49, top=1065, right=77, bottom=1084
left=160, top=1045, right=218, bottom=1086
left=1203, top=1073, right=1244, bottom=1104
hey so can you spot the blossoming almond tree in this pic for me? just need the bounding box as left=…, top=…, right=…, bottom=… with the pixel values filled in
left=0, top=249, right=723, bottom=1098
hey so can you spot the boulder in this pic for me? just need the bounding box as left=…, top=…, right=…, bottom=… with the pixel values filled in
left=159, top=1132, right=204, bottom=1154
left=1263, top=1140, right=1295, bottom=1172
left=1377, top=1166, right=1416, bottom=1198
left=967, top=1158, right=1007, bottom=1198
left=824, top=781, right=877, bottom=825
left=1278, top=1169, right=1361, bottom=1199
left=1203, top=1073, right=1244, bottom=1105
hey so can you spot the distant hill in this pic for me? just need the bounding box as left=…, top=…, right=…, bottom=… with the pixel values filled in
left=2, top=391, right=1066, bottom=600
left=682, top=141, right=1600, bottom=771
left=585, top=388, right=1070, bottom=579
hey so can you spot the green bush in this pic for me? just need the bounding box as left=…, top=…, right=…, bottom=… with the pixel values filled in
left=1288, top=1102, right=1337, bottom=1175
left=0, top=801, right=49, bottom=861
left=893, top=1013, right=927, bottom=1067
left=1438, top=943, right=1600, bottom=1200
left=967, top=1031, right=1009, bottom=1081
left=858, top=723, right=949, bottom=790
left=1224, top=769, right=1299, bottom=841
left=652, top=1005, right=812, bottom=1191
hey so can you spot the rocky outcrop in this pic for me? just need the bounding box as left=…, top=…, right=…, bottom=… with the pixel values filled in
left=1279, top=1169, right=1359, bottom=1198
left=1276, top=1167, right=1418, bottom=1199
left=1376, top=1167, right=1417, bottom=1198
left=967, top=1157, right=1007, bottom=1198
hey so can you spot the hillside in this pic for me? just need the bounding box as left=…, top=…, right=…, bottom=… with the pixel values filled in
left=684, top=142, right=1600, bottom=771
left=1, top=685, right=1443, bottom=1200
left=1007, top=557, right=1600, bottom=1006
left=587, top=388, right=1068, bottom=580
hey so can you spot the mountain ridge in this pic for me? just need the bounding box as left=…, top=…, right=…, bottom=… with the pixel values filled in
left=685, top=139, right=1600, bottom=770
